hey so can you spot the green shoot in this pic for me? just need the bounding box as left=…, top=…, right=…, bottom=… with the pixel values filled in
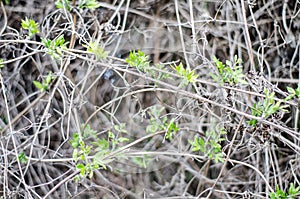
left=146, top=106, right=179, bottom=140
left=83, top=41, right=109, bottom=60
left=33, top=72, right=54, bottom=92
left=173, top=63, right=198, bottom=86
left=125, top=50, right=150, bottom=71
left=212, top=55, right=247, bottom=85
left=70, top=124, right=129, bottom=180
left=21, top=17, right=39, bottom=38
left=18, top=151, right=28, bottom=164
left=248, top=88, right=289, bottom=126
left=285, top=83, right=300, bottom=101
left=42, top=35, right=68, bottom=60
left=189, top=129, right=226, bottom=163
left=270, top=183, right=300, bottom=199
left=0, top=59, right=4, bottom=68
left=79, top=0, right=100, bottom=10
left=55, top=0, right=71, bottom=11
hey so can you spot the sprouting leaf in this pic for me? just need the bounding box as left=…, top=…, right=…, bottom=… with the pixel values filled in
left=212, top=56, right=247, bottom=85
left=21, top=17, right=39, bottom=38
left=0, top=59, right=4, bottom=68
left=79, top=0, right=100, bottom=10
left=125, top=50, right=150, bottom=71
left=84, top=41, right=109, bottom=60
left=33, top=81, right=45, bottom=91
left=92, top=138, right=109, bottom=151
left=55, top=0, right=71, bottom=11
left=42, top=35, right=68, bottom=60
left=287, top=87, right=296, bottom=95
left=173, top=63, right=198, bottom=86
left=18, top=151, right=28, bottom=164
left=76, top=163, right=85, bottom=176
left=118, top=137, right=129, bottom=142
left=70, top=133, right=80, bottom=148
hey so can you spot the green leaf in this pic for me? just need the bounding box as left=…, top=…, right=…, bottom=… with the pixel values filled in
left=82, top=124, right=97, bottom=139
left=88, top=44, right=109, bottom=60
left=42, top=35, right=68, bottom=60
left=114, top=123, right=127, bottom=133
left=76, top=163, right=85, bottom=176
left=21, top=17, right=39, bottom=38
left=0, top=59, right=4, bottom=68
left=294, top=83, right=300, bottom=98
left=33, top=81, right=44, bottom=90
left=108, top=131, right=115, bottom=139
left=70, top=133, right=80, bottom=148
left=125, top=50, right=150, bottom=71
left=45, top=72, right=53, bottom=85
left=79, top=0, right=100, bottom=10
left=55, top=0, right=71, bottom=11
left=118, top=137, right=129, bottom=143
left=287, top=87, right=296, bottom=95
left=165, top=118, right=179, bottom=140
left=212, top=56, right=247, bottom=85
left=18, top=151, right=28, bottom=164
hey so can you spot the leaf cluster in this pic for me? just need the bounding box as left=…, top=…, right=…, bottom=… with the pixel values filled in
left=17, top=151, right=28, bottom=164
left=248, top=88, right=289, bottom=126
left=270, top=183, right=300, bottom=199
left=0, top=59, right=4, bottom=68
left=173, top=63, right=198, bottom=86
left=42, top=35, right=68, bottom=60
left=70, top=124, right=128, bottom=180
left=212, top=55, right=247, bottom=85
left=21, top=17, right=39, bottom=38
left=146, top=106, right=179, bottom=140
left=125, top=50, right=150, bottom=72
left=285, top=83, right=300, bottom=101
left=33, top=72, right=54, bottom=92
left=83, top=41, right=109, bottom=60
left=55, top=0, right=100, bottom=11
left=189, top=129, right=226, bottom=163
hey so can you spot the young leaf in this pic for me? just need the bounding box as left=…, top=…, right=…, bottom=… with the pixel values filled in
left=0, top=59, right=4, bottom=68
left=18, top=151, right=28, bottom=164
left=21, top=17, right=39, bottom=38
left=33, top=81, right=44, bottom=90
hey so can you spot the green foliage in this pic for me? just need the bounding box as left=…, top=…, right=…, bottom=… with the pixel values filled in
left=18, top=151, right=28, bottom=164
left=55, top=0, right=100, bottom=11
left=21, top=17, right=39, bottom=38
left=132, top=155, right=151, bottom=168
left=211, top=55, right=247, bottom=85
left=173, top=63, right=198, bottom=86
left=126, top=50, right=150, bottom=72
left=270, top=183, right=300, bottom=199
left=108, top=129, right=129, bottom=151
left=83, top=41, right=109, bottom=60
left=3, top=0, right=9, bottom=4
left=154, top=63, right=172, bottom=82
left=248, top=88, right=289, bottom=126
left=0, top=59, right=4, bottom=68
left=125, top=50, right=171, bottom=84
left=71, top=124, right=128, bottom=180
left=79, top=0, right=100, bottom=10
left=33, top=72, right=54, bottom=92
left=146, top=106, right=179, bottom=140
left=55, top=0, right=71, bottom=11
left=285, top=83, right=300, bottom=101
left=189, top=129, right=226, bottom=163
left=71, top=125, right=105, bottom=180
left=42, top=35, right=68, bottom=60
